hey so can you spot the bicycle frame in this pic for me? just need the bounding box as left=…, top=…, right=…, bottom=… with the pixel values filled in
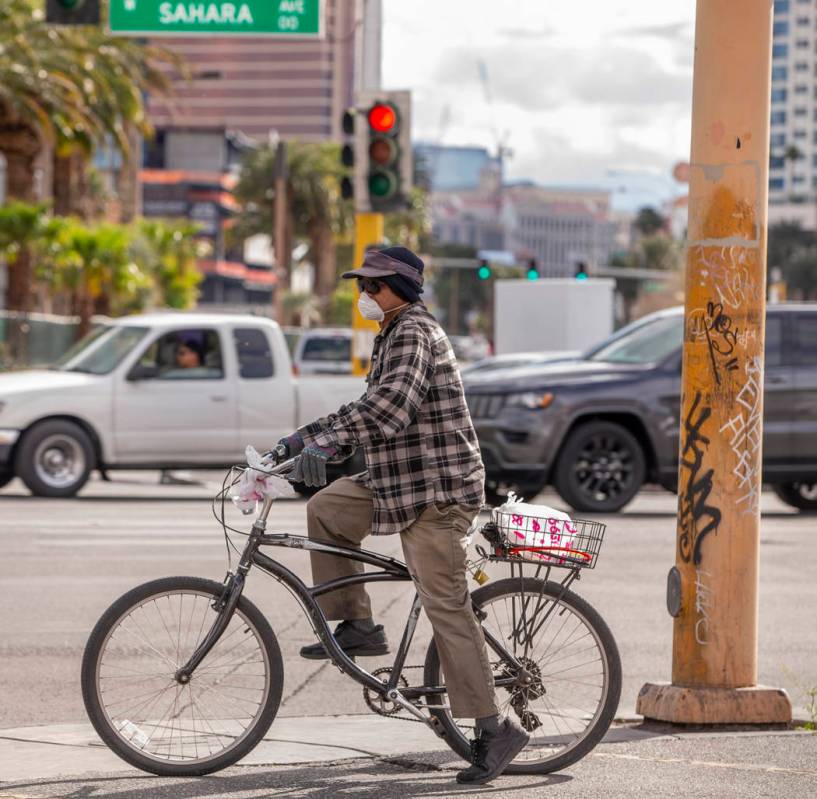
left=177, top=491, right=525, bottom=726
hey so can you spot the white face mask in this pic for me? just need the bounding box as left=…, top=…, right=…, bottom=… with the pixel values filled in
left=358, top=292, right=385, bottom=321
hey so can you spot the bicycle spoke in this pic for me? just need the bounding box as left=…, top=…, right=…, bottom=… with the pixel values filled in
left=440, top=582, right=614, bottom=769
left=93, top=588, right=269, bottom=766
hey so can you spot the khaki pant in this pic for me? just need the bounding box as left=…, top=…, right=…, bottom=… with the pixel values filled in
left=306, top=477, right=499, bottom=719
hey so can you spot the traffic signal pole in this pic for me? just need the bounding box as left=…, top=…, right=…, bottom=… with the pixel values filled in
left=637, top=0, right=791, bottom=725
left=351, top=212, right=383, bottom=376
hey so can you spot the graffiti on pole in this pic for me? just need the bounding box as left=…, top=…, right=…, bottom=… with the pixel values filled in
left=678, top=391, right=722, bottom=566
left=694, top=567, right=714, bottom=645
left=687, top=301, right=740, bottom=385
left=692, top=245, right=761, bottom=312
left=719, top=356, right=763, bottom=516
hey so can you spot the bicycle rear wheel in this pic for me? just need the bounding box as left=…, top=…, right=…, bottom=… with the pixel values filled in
left=424, top=576, right=621, bottom=774
left=81, top=576, right=283, bottom=776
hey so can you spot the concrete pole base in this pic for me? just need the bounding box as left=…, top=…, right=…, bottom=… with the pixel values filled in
left=637, top=682, right=792, bottom=725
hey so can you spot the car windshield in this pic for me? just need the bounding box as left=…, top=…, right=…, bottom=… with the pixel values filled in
left=586, top=314, right=683, bottom=365
left=301, top=336, right=351, bottom=361
left=56, top=325, right=149, bottom=375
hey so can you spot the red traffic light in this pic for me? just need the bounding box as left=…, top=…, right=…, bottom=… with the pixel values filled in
left=368, top=103, right=397, bottom=134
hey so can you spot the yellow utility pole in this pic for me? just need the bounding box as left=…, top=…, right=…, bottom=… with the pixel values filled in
left=638, top=0, right=791, bottom=724
left=350, top=211, right=383, bottom=376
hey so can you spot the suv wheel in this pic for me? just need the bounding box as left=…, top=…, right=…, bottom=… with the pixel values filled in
left=771, top=482, right=817, bottom=512
left=554, top=420, right=646, bottom=513
left=15, top=420, right=95, bottom=498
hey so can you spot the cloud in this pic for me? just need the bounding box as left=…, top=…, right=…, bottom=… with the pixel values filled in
left=508, top=126, right=674, bottom=185
left=614, top=21, right=691, bottom=39
left=497, top=25, right=556, bottom=40
left=433, top=43, right=691, bottom=111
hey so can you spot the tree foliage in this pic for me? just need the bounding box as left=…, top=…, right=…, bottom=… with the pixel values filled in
left=768, top=221, right=817, bottom=299
left=1, top=203, right=203, bottom=340
left=633, top=206, right=667, bottom=237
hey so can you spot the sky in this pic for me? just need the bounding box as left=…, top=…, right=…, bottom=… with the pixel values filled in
left=381, top=0, right=697, bottom=210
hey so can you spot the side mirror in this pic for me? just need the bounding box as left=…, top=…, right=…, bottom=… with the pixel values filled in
left=127, top=363, right=158, bottom=381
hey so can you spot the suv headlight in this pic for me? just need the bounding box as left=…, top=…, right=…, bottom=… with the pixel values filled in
left=505, top=392, right=554, bottom=410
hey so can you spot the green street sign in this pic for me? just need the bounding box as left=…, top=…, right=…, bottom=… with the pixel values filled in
left=109, top=0, right=322, bottom=37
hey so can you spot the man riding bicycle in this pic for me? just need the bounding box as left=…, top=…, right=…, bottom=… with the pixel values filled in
left=275, top=246, right=529, bottom=784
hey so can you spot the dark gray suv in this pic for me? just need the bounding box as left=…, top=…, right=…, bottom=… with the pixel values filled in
left=465, top=304, right=817, bottom=513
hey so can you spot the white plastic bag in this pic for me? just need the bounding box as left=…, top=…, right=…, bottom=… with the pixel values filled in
left=495, top=492, right=578, bottom=562
left=231, top=445, right=296, bottom=514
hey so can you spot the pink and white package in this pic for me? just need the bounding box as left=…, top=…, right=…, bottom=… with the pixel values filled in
left=495, top=493, right=578, bottom=562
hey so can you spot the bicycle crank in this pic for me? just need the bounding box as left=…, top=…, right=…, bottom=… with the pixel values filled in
left=363, top=667, right=410, bottom=717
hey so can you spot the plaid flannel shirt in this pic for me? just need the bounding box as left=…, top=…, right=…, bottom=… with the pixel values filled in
left=298, top=303, right=485, bottom=535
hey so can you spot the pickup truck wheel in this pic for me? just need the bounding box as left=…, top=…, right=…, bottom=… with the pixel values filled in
left=15, top=420, right=95, bottom=498
left=554, top=421, right=645, bottom=513
left=771, top=482, right=817, bottom=512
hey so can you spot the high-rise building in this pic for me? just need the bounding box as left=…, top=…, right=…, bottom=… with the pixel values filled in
left=769, top=0, right=817, bottom=204
left=137, top=0, right=374, bottom=307
left=147, top=0, right=358, bottom=144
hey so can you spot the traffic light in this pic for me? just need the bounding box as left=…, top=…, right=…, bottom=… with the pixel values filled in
left=477, top=260, right=492, bottom=280
left=46, top=0, right=100, bottom=24
left=340, top=109, right=355, bottom=201
left=351, top=89, right=412, bottom=213
left=526, top=258, right=539, bottom=280
left=366, top=101, right=400, bottom=209
left=575, top=262, right=589, bottom=281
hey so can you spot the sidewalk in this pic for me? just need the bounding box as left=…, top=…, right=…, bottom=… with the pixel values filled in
left=1, top=715, right=815, bottom=798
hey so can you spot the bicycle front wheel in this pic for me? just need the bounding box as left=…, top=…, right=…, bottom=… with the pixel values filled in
left=424, top=576, right=621, bottom=774
left=81, top=576, right=283, bottom=776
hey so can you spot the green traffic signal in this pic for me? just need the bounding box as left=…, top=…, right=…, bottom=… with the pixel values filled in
left=575, top=261, right=588, bottom=281
left=526, top=258, right=538, bottom=280
left=57, top=0, right=84, bottom=6
left=368, top=171, right=397, bottom=198
left=477, top=261, right=491, bottom=280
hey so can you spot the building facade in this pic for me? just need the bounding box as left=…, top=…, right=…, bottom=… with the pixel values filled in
left=769, top=0, right=817, bottom=203
left=503, top=185, right=618, bottom=278
left=147, top=0, right=357, bottom=144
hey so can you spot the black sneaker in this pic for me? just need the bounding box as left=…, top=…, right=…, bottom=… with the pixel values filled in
left=299, top=620, right=390, bottom=660
left=456, top=719, right=530, bottom=785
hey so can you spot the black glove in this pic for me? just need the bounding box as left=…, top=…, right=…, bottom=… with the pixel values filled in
left=291, top=444, right=337, bottom=487
left=275, top=432, right=305, bottom=459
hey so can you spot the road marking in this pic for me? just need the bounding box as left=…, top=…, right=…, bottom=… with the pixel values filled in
left=593, top=751, right=817, bottom=777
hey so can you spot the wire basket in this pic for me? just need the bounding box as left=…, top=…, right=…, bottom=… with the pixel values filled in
left=481, top=509, right=607, bottom=569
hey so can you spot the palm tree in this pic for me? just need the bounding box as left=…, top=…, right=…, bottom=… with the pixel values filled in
left=50, top=30, right=177, bottom=218
left=0, top=2, right=102, bottom=205
left=234, top=141, right=353, bottom=306
left=783, top=144, right=804, bottom=201
left=0, top=0, right=178, bottom=308
left=131, top=219, right=203, bottom=309
left=53, top=219, right=151, bottom=334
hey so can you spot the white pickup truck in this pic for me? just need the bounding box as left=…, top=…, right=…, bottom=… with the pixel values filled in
left=0, top=313, right=365, bottom=497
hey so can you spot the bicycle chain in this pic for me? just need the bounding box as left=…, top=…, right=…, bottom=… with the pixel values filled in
left=362, top=665, right=427, bottom=722
left=361, top=661, right=527, bottom=726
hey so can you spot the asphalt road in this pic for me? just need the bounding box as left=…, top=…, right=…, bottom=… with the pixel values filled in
left=5, top=732, right=817, bottom=799
left=1, top=472, right=815, bottom=729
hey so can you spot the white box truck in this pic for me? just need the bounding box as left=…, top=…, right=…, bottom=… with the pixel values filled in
left=494, top=279, right=615, bottom=356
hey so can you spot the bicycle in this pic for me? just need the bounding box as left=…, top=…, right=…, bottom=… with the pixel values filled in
left=81, top=453, right=622, bottom=777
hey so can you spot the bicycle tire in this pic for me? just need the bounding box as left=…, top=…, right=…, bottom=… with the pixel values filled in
left=81, top=576, right=284, bottom=777
left=423, top=576, right=621, bottom=774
